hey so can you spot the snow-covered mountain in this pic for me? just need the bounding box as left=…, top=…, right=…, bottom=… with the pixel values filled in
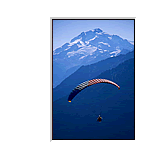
left=53, top=28, right=134, bottom=69
left=53, top=28, right=134, bottom=87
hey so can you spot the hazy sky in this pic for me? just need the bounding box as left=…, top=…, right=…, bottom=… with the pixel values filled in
left=53, top=19, right=134, bottom=50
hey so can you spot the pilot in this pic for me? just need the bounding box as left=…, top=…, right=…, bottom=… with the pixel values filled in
left=97, top=115, right=103, bottom=122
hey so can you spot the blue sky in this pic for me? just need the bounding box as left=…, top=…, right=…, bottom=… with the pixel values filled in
left=53, top=20, right=134, bottom=50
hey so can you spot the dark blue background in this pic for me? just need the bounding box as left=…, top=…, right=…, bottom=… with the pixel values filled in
left=53, top=58, right=135, bottom=139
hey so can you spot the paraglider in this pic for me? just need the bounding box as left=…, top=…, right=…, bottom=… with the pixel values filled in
left=68, top=78, right=120, bottom=102
left=68, top=78, right=120, bottom=122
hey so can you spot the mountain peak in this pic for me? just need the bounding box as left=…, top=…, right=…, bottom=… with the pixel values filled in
left=79, top=32, right=85, bottom=36
left=93, top=28, right=103, bottom=33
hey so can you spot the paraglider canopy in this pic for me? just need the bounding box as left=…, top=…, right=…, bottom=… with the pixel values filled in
left=68, top=78, right=120, bottom=102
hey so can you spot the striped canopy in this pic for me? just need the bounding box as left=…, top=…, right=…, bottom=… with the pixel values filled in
left=68, top=79, right=120, bottom=102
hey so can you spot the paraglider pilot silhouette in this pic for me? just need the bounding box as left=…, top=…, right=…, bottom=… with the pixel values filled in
left=68, top=79, right=120, bottom=122
left=97, top=115, right=103, bottom=122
